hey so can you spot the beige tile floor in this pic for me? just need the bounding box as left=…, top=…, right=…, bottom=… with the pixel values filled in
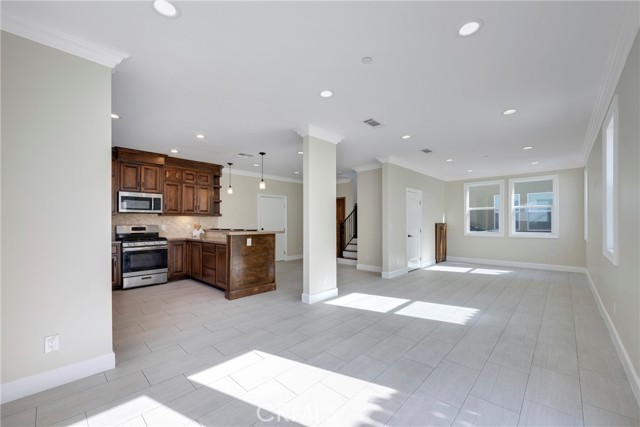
left=2, top=261, right=639, bottom=427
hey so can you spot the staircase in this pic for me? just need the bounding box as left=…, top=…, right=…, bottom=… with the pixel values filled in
left=339, top=204, right=357, bottom=263
left=342, top=238, right=358, bottom=260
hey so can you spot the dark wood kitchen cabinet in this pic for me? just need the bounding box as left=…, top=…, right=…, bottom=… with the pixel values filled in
left=215, top=244, right=227, bottom=288
left=202, top=243, right=217, bottom=286
left=119, top=162, right=162, bottom=193
left=189, top=241, right=203, bottom=280
left=168, top=240, right=187, bottom=280
left=163, top=181, right=182, bottom=214
left=111, top=243, right=121, bottom=289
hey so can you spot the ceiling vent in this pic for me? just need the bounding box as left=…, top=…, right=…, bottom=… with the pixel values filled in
left=421, top=148, right=433, bottom=154
left=363, top=118, right=382, bottom=128
left=235, top=152, right=254, bottom=159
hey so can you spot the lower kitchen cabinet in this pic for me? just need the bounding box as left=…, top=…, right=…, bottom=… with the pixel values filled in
left=190, top=241, right=203, bottom=280
left=168, top=240, right=187, bottom=279
left=111, top=242, right=121, bottom=289
left=174, top=240, right=227, bottom=291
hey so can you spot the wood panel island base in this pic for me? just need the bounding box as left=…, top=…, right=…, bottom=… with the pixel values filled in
left=168, top=231, right=277, bottom=300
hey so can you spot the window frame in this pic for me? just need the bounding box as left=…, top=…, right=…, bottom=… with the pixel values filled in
left=602, top=95, right=619, bottom=265
left=464, top=180, right=504, bottom=237
left=508, top=175, right=559, bottom=239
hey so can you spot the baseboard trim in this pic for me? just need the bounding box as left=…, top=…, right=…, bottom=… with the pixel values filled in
left=337, top=258, right=357, bottom=266
left=421, top=259, right=436, bottom=268
left=284, top=254, right=302, bottom=261
left=301, top=288, right=338, bottom=304
left=356, top=264, right=382, bottom=273
left=446, top=256, right=586, bottom=273
left=585, top=272, right=640, bottom=406
left=382, top=267, right=409, bottom=279
left=0, top=352, right=115, bottom=404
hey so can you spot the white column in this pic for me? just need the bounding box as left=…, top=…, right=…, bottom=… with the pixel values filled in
left=298, top=125, right=343, bottom=304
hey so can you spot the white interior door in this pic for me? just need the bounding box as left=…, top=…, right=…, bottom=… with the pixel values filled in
left=258, top=195, right=286, bottom=261
left=406, top=188, right=422, bottom=270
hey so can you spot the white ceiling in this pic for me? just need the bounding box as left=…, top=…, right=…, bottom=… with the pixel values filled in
left=2, top=1, right=637, bottom=181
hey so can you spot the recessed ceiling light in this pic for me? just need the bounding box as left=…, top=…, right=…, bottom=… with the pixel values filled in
left=111, top=113, right=120, bottom=119
left=338, top=171, right=342, bottom=174
left=253, top=163, right=259, bottom=167
left=458, top=20, right=483, bottom=37
left=467, top=169, right=473, bottom=172
left=361, top=57, right=373, bottom=64
left=481, top=155, right=489, bottom=158
left=446, top=159, right=454, bottom=162
left=297, top=151, right=303, bottom=155
left=401, top=135, right=411, bottom=140
left=153, top=0, right=180, bottom=18
left=503, top=109, right=518, bottom=115
left=319, top=90, right=333, bottom=98
left=170, top=149, right=178, bottom=154
left=522, top=146, right=534, bottom=150
left=531, top=161, right=539, bottom=165
left=195, top=134, right=205, bottom=139
left=294, top=171, right=300, bottom=174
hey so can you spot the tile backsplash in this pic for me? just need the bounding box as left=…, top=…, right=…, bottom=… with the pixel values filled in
left=112, top=214, right=219, bottom=239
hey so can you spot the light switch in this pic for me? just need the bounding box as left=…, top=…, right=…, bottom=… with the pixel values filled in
left=247, top=238, right=252, bottom=246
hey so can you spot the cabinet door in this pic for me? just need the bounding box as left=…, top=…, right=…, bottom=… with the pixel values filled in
left=119, top=162, right=140, bottom=191
left=190, top=242, right=202, bottom=280
left=182, top=184, right=197, bottom=214
left=196, top=185, right=211, bottom=215
left=168, top=241, right=187, bottom=279
left=202, top=252, right=216, bottom=285
left=197, top=172, right=212, bottom=185
left=183, top=170, right=197, bottom=184
left=215, top=244, right=227, bottom=288
left=164, top=181, right=181, bottom=214
left=111, top=158, right=117, bottom=214
left=165, top=167, right=182, bottom=182
left=141, top=165, right=162, bottom=193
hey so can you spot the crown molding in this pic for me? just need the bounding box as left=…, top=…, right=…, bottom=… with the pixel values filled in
left=297, top=125, right=344, bottom=144
left=1, top=10, right=129, bottom=70
left=353, top=163, right=382, bottom=173
left=222, top=167, right=302, bottom=184
left=581, top=3, right=640, bottom=165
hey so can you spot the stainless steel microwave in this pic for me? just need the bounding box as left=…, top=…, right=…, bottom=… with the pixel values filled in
left=118, top=191, right=163, bottom=213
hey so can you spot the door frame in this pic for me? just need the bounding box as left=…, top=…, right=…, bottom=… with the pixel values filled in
left=257, top=194, right=287, bottom=261
left=406, top=187, right=423, bottom=270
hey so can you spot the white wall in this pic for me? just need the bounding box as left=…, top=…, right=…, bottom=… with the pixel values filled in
left=337, top=181, right=354, bottom=214
left=381, top=162, right=446, bottom=276
left=1, top=32, right=114, bottom=402
left=220, top=172, right=302, bottom=259
left=356, top=167, right=382, bottom=270
left=445, top=168, right=586, bottom=268
left=586, top=31, right=639, bottom=386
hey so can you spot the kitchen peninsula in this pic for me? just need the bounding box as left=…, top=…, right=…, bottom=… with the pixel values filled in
left=168, top=230, right=277, bottom=300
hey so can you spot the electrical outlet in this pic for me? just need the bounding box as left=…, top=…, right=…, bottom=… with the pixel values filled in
left=44, top=335, right=59, bottom=353
left=247, top=238, right=252, bottom=246
left=161, top=225, right=167, bottom=231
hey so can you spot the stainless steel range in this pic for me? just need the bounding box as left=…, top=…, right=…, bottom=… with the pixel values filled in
left=115, top=225, right=168, bottom=289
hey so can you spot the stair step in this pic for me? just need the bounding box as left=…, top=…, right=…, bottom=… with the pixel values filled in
left=346, top=244, right=358, bottom=251
left=342, top=251, right=357, bottom=259
left=350, top=238, right=358, bottom=244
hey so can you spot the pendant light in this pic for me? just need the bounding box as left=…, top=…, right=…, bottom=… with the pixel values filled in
left=227, top=162, right=234, bottom=195
left=259, top=152, right=266, bottom=190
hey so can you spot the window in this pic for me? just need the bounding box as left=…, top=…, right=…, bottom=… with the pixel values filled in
left=464, top=181, right=504, bottom=236
left=509, top=175, right=558, bottom=238
left=603, top=95, right=618, bottom=265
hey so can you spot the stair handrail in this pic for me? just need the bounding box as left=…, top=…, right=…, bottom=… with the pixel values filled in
left=340, top=204, right=357, bottom=253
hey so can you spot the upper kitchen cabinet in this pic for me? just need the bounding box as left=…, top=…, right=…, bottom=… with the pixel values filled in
left=113, top=147, right=165, bottom=194
left=112, top=147, right=222, bottom=216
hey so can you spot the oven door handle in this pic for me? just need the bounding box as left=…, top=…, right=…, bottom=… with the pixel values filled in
left=123, top=245, right=168, bottom=253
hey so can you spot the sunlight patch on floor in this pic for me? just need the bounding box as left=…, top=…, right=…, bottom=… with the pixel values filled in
left=188, top=350, right=399, bottom=426
left=325, top=292, right=410, bottom=313
left=395, top=301, right=479, bottom=325
left=470, top=268, right=512, bottom=275
left=424, top=265, right=473, bottom=273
